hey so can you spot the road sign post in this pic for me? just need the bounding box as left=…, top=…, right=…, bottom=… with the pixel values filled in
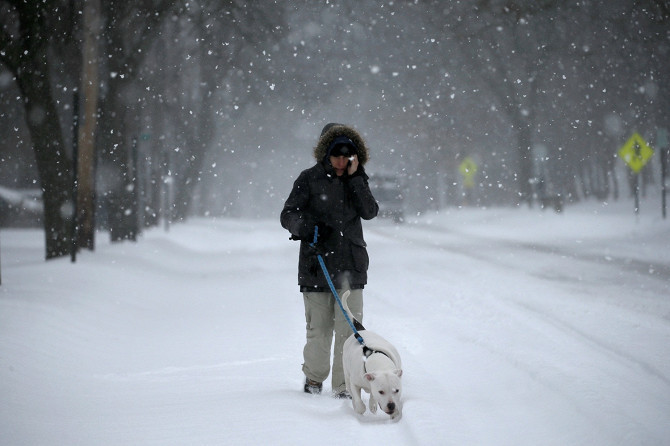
left=662, top=148, right=667, bottom=219
left=459, top=157, right=478, bottom=205
left=618, top=132, right=654, bottom=217
left=658, top=128, right=668, bottom=219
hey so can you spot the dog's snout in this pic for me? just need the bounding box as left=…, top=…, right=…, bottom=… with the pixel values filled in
left=387, top=402, right=395, bottom=412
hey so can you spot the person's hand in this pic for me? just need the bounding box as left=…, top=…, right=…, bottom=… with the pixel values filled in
left=306, top=242, right=327, bottom=258
left=347, top=154, right=359, bottom=176
left=299, top=218, right=333, bottom=243
left=306, top=222, right=332, bottom=257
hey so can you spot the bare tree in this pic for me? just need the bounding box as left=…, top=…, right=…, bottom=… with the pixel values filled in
left=96, top=0, right=180, bottom=241
left=145, top=0, right=285, bottom=221
left=0, top=0, right=75, bottom=259
left=444, top=0, right=562, bottom=206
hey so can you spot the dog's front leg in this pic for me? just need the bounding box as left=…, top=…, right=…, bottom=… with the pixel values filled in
left=368, top=395, right=378, bottom=414
left=351, top=385, right=366, bottom=414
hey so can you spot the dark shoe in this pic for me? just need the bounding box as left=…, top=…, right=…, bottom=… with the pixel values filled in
left=304, top=378, right=322, bottom=395
left=333, top=390, right=351, bottom=399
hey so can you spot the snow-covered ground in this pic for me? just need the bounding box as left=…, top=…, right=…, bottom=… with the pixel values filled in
left=1, top=195, right=669, bottom=445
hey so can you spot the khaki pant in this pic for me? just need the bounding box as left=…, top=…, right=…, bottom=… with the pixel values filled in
left=302, top=289, right=363, bottom=393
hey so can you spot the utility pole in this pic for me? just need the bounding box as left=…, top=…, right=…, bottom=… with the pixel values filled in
left=76, top=0, right=101, bottom=250
left=71, top=91, right=79, bottom=262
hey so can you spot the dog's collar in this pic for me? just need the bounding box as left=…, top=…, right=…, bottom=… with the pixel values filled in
left=362, top=346, right=392, bottom=373
left=363, top=346, right=386, bottom=359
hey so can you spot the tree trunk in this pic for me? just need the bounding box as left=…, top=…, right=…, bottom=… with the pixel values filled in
left=98, top=87, right=137, bottom=242
left=513, top=115, right=534, bottom=207
left=15, top=58, right=73, bottom=259
left=1, top=2, right=74, bottom=259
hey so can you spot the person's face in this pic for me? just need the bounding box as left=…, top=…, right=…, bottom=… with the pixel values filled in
left=330, top=155, right=350, bottom=176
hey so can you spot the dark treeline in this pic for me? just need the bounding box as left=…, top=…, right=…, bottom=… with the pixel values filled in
left=1, top=0, right=668, bottom=259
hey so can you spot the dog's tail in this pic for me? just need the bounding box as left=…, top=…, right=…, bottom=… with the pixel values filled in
left=341, top=290, right=366, bottom=332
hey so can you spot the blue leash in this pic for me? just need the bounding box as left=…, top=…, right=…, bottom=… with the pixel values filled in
left=311, top=226, right=366, bottom=347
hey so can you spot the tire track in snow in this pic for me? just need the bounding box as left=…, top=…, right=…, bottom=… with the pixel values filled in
left=369, top=224, right=670, bottom=286
left=370, top=224, right=670, bottom=387
left=508, top=298, right=670, bottom=388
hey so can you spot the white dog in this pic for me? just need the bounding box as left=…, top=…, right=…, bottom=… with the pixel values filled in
left=341, top=291, right=403, bottom=420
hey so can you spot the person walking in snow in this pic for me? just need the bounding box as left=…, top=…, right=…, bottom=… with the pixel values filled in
left=281, top=123, right=379, bottom=398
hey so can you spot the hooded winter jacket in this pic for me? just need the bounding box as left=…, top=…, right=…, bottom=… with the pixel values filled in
left=281, top=124, right=379, bottom=290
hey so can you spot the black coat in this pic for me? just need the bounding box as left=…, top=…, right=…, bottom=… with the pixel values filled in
left=281, top=125, right=378, bottom=290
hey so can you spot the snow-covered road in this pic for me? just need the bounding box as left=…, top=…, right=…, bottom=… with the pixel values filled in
left=1, top=198, right=669, bottom=445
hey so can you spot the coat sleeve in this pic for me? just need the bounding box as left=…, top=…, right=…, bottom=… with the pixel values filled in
left=347, top=170, right=379, bottom=220
left=280, top=171, right=314, bottom=239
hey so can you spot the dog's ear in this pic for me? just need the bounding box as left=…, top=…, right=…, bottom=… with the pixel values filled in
left=394, top=369, right=403, bottom=378
left=364, top=373, right=376, bottom=382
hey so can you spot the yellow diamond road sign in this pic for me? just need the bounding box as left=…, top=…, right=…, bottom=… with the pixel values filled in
left=618, top=132, right=654, bottom=173
left=459, top=157, right=478, bottom=188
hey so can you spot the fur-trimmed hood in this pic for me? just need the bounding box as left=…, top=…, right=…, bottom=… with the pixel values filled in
left=313, top=124, right=369, bottom=166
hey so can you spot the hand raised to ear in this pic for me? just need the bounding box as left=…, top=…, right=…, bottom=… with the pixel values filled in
left=348, top=154, right=359, bottom=176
